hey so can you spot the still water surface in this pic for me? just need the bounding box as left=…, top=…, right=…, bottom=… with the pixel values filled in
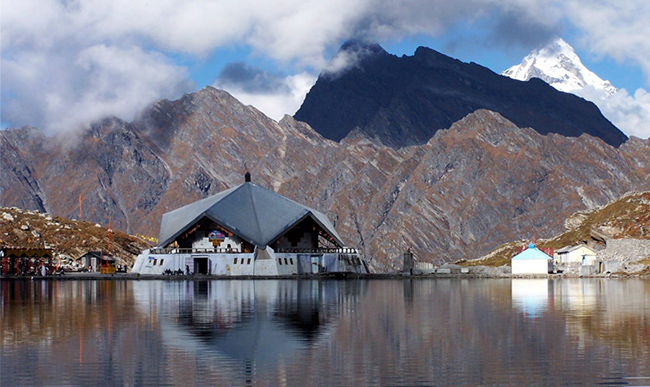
left=2, top=278, right=650, bottom=386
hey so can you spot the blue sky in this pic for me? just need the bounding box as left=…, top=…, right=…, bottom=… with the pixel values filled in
left=2, top=0, right=650, bottom=138
left=192, top=32, right=644, bottom=95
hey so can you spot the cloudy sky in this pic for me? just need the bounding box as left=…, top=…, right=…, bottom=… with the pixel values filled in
left=2, top=0, right=650, bottom=138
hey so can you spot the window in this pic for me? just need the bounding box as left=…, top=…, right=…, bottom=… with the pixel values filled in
left=153, top=259, right=157, bottom=266
left=284, top=258, right=288, bottom=265
left=290, top=258, right=294, bottom=265
left=247, top=258, right=251, bottom=265
left=159, top=259, right=164, bottom=266
left=234, top=258, right=238, bottom=264
left=278, top=258, right=283, bottom=265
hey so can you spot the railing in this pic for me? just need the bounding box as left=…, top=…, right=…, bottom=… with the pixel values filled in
left=148, top=247, right=360, bottom=255
left=149, top=247, right=242, bottom=255
left=274, top=247, right=359, bottom=254
left=414, top=261, right=435, bottom=270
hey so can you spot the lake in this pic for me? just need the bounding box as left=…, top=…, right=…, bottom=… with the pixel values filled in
left=2, top=278, right=650, bottom=386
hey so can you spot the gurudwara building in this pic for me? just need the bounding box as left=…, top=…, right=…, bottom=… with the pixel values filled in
left=132, top=173, right=368, bottom=276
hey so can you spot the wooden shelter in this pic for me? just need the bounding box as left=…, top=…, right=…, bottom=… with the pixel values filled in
left=1, top=247, right=54, bottom=276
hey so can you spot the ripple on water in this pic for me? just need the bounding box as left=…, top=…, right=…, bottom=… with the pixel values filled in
left=1, top=279, right=650, bottom=385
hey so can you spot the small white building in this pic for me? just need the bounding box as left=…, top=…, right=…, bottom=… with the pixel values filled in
left=511, top=242, right=553, bottom=275
left=555, top=245, right=597, bottom=265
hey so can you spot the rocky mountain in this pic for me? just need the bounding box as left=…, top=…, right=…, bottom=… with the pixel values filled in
left=470, top=191, right=650, bottom=269
left=294, top=41, right=627, bottom=148
left=2, top=87, right=650, bottom=271
left=502, top=38, right=617, bottom=99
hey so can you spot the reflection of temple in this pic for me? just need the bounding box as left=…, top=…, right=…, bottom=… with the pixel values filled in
left=133, top=280, right=362, bottom=372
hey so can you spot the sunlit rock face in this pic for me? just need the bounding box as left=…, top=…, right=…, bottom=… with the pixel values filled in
left=2, top=87, right=649, bottom=271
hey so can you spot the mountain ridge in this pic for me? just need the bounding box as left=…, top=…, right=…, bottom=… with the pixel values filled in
left=2, top=86, right=648, bottom=271
left=294, top=42, right=627, bottom=148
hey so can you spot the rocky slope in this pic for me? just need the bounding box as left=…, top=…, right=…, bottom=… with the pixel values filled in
left=294, top=41, right=627, bottom=148
left=0, top=206, right=152, bottom=266
left=469, top=191, right=650, bottom=270
left=2, top=87, right=649, bottom=271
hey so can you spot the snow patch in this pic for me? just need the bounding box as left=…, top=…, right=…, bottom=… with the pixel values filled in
left=503, top=38, right=617, bottom=98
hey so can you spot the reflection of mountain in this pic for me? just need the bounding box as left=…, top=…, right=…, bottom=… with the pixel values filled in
left=1, top=280, right=173, bottom=386
left=3, top=280, right=650, bottom=385
left=552, top=279, right=600, bottom=312
left=134, top=280, right=365, bottom=368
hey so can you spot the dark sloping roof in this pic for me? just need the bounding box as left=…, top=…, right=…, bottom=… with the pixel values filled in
left=158, top=182, right=344, bottom=248
left=1, top=248, right=53, bottom=258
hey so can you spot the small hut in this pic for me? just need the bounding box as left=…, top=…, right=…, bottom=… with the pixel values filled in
left=0, top=247, right=54, bottom=275
left=555, top=245, right=597, bottom=265
left=511, top=242, right=553, bottom=275
left=77, top=251, right=115, bottom=272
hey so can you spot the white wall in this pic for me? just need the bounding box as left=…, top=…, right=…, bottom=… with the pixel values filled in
left=192, top=235, right=243, bottom=250
left=559, top=246, right=596, bottom=264
left=192, top=236, right=213, bottom=249
left=512, top=259, right=551, bottom=275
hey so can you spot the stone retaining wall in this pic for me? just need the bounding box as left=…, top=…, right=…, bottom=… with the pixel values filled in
left=597, top=239, right=650, bottom=262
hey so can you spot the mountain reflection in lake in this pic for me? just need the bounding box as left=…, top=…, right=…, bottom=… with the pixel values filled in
left=2, top=279, right=650, bottom=386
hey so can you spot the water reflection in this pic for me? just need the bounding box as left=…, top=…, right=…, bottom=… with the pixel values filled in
left=132, top=280, right=364, bottom=368
left=1, top=279, right=650, bottom=386
left=512, top=279, right=550, bottom=318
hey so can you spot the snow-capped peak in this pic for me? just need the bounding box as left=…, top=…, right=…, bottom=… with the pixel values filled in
left=503, top=38, right=617, bottom=98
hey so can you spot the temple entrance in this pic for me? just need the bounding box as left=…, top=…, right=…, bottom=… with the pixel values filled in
left=193, top=257, right=209, bottom=274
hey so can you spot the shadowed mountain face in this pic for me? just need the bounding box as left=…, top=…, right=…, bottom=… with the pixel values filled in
left=2, top=87, right=649, bottom=271
left=294, top=42, right=627, bottom=148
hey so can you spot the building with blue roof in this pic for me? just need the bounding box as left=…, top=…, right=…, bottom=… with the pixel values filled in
left=511, top=242, right=553, bottom=275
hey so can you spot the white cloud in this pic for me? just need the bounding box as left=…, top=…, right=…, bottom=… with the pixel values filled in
left=215, top=72, right=316, bottom=121
left=2, top=0, right=377, bottom=131
left=557, top=85, right=650, bottom=140
left=2, top=0, right=650, bottom=134
left=564, top=1, right=650, bottom=80
left=2, top=43, right=192, bottom=134
left=598, top=89, right=650, bottom=139
left=1, top=1, right=196, bottom=133
left=320, top=42, right=383, bottom=78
